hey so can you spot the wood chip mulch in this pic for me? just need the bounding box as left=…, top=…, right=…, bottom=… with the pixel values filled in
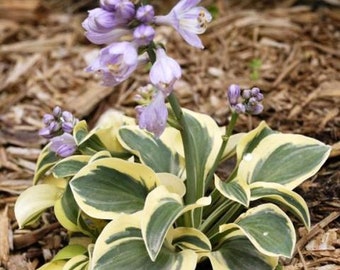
left=0, top=0, right=339, bottom=269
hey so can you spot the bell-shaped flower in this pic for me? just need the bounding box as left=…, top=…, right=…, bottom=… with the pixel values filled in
left=137, top=91, right=168, bottom=137
left=154, top=0, right=212, bottom=49
left=50, top=133, right=77, bottom=158
left=86, top=41, right=138, bottom=86
left=82, top=8, right=131, bottom=45
left=149, top=48, right=181, bottom=94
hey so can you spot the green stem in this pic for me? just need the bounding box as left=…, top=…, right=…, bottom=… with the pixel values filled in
left=199, top=199, right=234, bottom=233
left=205, top=112, right=239, bottom=191
left=168, top=93, right=198, bottom=227
left=205, top=203, right=243, bottom=238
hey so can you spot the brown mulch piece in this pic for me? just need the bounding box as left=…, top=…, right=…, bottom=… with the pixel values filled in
left=0, top=0, right=339, bottom=269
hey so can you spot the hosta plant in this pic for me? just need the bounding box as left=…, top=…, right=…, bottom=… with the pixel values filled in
left=15, top=0, right=331, bottom=270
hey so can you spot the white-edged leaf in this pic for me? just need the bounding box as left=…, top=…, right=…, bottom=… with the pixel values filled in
left=63, top=254, right=88, bottom=270
left=208, top=230, right=278, bottom=270
left=118, top=126, right=185, bottom=177
left=171, top=227, right=211, bottom=252
left=52, top=155, right=91, bottom=178
left=33, top=144, right=60, bottom=184
left=219, top=203, right=296, bottom=257
left=15, top=184, right=63, bottom=228
left=70, top=158, right=159, bottom=219
left=250, top=182, right=310, bottom=228
left=157, top=173, right=186, bottom=197
left=215, top=175, right=250, bottom=207
left=236, top=121, right=275, bottom=163
left=92, top=213, right=198, bottom=270
left=238, top=133, right=331, bottom=189
left=141, top=186, right=211, bottom=261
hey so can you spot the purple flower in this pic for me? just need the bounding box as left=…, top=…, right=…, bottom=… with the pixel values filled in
left=227, top=84, right=241, bottom=106
left=133, top=24, right=155, bottom=46
left=136, top=5, right=155, bottom=23
left=149, top=48, right=181, bottom=94
left=246, top=103, right=263, bottom=115
left=39, top=107, right=78, bottom=139
left=86, top=42, right=138, bottom=86
left=228, top=85, right=264, bottom=115
left=82, top=8, right=131, bottom=45
left=43, top=114, right=54, bottom=125
left=100, top=0, right=120, bottom=11
left=137, top=91, right=168, bottom=137
left=154, top=0, right=212, bottom=49
left=113, top=0, right=135, bottom=21
left=50, top=133, right=77, bottom=157
left=52, top=106, right=62, bottom=117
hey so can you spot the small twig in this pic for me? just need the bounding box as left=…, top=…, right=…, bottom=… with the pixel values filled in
left=297, top=246, right=308, bottom=270
left=13, top=222, right=60, bottom=249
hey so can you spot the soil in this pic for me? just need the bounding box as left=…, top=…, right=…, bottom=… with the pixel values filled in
left=0, top=0, right=339, bottom=269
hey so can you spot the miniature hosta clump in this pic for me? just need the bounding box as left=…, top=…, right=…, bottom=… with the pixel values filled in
left=15, top=1, right=331, bottom=270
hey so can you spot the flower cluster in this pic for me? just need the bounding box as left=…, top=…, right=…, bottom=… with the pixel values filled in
left=84, top=0, right=212, bottom=136
left=39, top=107, right=78, bottom=157
left=227, top=84, right=264, bottom=115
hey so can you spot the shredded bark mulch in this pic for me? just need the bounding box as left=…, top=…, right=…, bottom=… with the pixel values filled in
left=0, top=0, right=339, bottom=269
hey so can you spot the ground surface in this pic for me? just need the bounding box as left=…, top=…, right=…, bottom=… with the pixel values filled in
left=0, top=0, right=339, bottom=269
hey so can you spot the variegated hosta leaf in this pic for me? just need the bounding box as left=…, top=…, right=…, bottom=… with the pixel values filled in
left=215, top=175, right=250, bottom=207
left=220, top=204, right=295, bottom=258
left=73, top=121, right=120, bottom=156
left=37, top=261, right=66, bottom=270
left=88, top=150, right=112, bottom=163
left=221, top=133, right=246, bottom=161
left=33, top=144, right=60, bottom=184
left=54, top=184, right=81, bottom=233
left=236, top=121, right=275, bottom=163
left=157, top=173, right=186, bottom=197
left=52, top=155, right=91, bottom=179
left=52, top=151, right=112, bottom=179
left=117, top=126, right=185, bottom=177
left=63, top=254, right=89, bottom=270
left=250, top=182, right=310, bottom=228
left=238, top=133, right=331, bottom=189
left=208, top=230, right=278, bottom=270
left=141, top=186, right=211, bottom=261
left=70, top=158, right=159, bottom=219
left=180, top=109, right=222, bottom=178
left=53, top=245, right=87, bottom=261
left=73, top=120, right=89, bottom=145
left=15, top=184, right=63, bottom=228
left=171, top=227, right=211, bottom=252
left=92, top=213, right=198, bottom=270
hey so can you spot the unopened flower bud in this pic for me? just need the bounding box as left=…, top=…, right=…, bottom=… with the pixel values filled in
left=133, top=24, right=155, bottom=46
left=39, top=127, right=53, bottom=139
left=227, top=84, right=241, bottom=106
left=62, top=111, right=74, bottom=123
left=246, top=103, right=263, bottom=115
left=53, top=106, right=62, bottom=117
left=62, top=122, right=74, bottom=133
left=248, top=97, right=257, bottom=106
left=49, top=121, right=61, bottom=132
left=242, top=89, right=251, bottom=99
left=255, top=92, right=264, bottom=101
left=136, top=5, right=155, bottom=23
left=250, top=87, right=260, bottom=96
left=233, top=103, right=246, bottom=114
left=43, top=114, right=54, bottom=125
